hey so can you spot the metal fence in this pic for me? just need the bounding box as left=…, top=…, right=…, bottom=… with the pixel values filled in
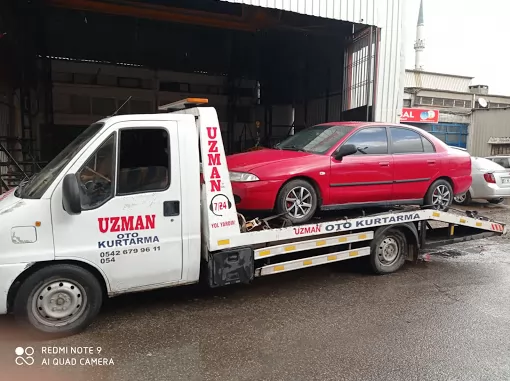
left=343, top=26, right=377, bottom=120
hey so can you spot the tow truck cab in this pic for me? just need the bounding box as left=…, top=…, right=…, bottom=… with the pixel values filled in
left=0, top=101, right=236, bottom=320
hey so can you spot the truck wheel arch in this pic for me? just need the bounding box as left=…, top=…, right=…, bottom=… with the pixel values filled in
left=373, top=222, right=420, bottom=261
left=7, top=259, right=110, bottom=314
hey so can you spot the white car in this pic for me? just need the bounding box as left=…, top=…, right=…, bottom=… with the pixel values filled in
left=454, top=157, right=510, bottom=205
left=486, top=155, right=510, bottom=169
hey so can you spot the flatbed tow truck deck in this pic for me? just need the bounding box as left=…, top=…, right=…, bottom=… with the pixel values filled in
left=0, top=98, right=505, bottom=336
left=211, top=205, right=505, bottom=284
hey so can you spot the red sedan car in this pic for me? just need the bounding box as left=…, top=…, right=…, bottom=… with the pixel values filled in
left=227, top=122, right=472, bottom=224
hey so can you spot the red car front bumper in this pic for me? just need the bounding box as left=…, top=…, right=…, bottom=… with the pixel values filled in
left=231, top=180, right=283, bottom=211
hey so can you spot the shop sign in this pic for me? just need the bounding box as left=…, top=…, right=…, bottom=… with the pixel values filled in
left=400, top=108, right=439, bottom=123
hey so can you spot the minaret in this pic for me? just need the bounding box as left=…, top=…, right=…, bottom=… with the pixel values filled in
left=414, top=0, right=425, bottom=70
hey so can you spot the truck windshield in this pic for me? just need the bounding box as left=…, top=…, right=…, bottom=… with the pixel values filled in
left=17, top=122, right=105, bottom=199
left=275, top=124, right=354, bottom=154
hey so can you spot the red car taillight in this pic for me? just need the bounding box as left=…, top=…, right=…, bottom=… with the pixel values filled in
left=483, top=173, right=496, bottom=183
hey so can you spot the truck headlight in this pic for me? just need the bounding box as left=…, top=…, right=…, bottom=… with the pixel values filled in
left=229, top=172, right=260, bottom=182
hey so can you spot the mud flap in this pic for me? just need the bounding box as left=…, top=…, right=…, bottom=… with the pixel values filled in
left=208, top=247, right=254, bottom=288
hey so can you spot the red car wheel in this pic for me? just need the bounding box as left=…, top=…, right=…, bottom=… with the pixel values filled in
left=276, top=179, right=318, bottom=224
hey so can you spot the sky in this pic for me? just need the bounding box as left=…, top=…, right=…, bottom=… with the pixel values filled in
left=403, top=0, right=510, bottom=95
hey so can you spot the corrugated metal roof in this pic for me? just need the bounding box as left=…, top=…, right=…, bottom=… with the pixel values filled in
left=220, top=0, right=378, bottom=26
left=405, top=70, right=473, bottom=92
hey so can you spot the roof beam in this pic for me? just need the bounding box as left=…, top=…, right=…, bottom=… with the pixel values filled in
left=46, top=0, right=275, bottom=31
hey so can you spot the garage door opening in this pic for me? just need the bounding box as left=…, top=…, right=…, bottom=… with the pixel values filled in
left=6, top=0, right=380, bottom=171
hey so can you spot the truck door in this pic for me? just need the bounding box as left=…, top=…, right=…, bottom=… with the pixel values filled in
left=51, top=121, right=183, bottom=292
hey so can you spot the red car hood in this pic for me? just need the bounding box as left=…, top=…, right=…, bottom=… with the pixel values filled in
left=227, top=149, right=314, bottom=172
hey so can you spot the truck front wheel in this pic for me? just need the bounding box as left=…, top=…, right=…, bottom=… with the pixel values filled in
left=13, top=264, right=103, bottom=337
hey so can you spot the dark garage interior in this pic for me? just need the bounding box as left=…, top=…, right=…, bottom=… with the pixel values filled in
left=0, top=0, right=378, bottom=192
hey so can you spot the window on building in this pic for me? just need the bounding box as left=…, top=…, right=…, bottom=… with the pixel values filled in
left=432, top=98, right=444, bottom=106
left=420, top=97, right=433, bottom=105
left=443, top=99, right=454, bottom=107
left=117, top=128, right=170, bottom=195
left=403, top=99, right=412, bottom=107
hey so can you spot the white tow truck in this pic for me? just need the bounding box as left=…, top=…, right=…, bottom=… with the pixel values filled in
left=0, top=99, right=506, bottom=336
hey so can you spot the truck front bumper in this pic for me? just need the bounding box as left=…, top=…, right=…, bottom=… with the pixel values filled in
left=0, top=263, right=29, bottom=314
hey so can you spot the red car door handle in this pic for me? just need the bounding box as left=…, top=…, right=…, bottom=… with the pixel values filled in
left=379, top=162, right=390, bottom=167
left=427, top=160, right=436, bottom=164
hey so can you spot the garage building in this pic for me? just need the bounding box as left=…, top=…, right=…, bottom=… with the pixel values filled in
left=0, top=0, right=405, bottom=193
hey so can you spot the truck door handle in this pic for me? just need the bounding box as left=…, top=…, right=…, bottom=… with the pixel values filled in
left=427, top=160, right=436, bottom=164
left=379, top=162, right=390, bottom=167
left=163, top=201, right=180, bottom=217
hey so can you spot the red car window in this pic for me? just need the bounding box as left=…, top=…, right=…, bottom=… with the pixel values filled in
left=277, top=124, right=354, bottom=154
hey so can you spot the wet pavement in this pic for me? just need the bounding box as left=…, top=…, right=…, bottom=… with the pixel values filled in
left=1, top=201, right=510, bottom=381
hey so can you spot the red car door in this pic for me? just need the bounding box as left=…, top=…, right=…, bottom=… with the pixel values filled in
left=329, top=127, right=394, bottom=206
left=389, top=127, right=440, bottom=201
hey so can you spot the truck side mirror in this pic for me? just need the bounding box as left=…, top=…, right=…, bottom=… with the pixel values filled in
left=334, top=144, right=357, bottom=160
left=62, top=174, right=82, bottom=215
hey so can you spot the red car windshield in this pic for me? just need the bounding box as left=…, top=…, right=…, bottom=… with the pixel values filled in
left=276, top=124, right=354, bottom=154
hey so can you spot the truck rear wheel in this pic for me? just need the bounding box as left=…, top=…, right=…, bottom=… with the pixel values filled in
left=13, top=264, right=103, bottom=337
left=369, top=228, right=407, bottom=274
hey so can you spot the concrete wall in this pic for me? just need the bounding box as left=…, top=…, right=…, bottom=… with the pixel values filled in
left=468, top=108, right=510, bottom=157
left=438, top=111, right=470, bottom=124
